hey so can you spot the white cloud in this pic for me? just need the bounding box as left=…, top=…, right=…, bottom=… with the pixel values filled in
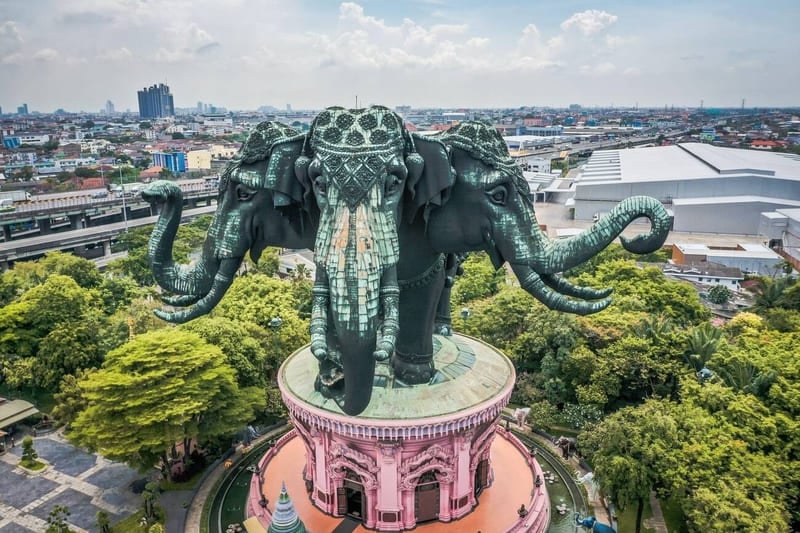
left=99, top=47, right=132, bottom=61
left=154, top=23, right=220, bottom=63
left=561, top=10, right=618, bottom=36
left=580, top=62, right=616, bottom=75
left=32, top=48, right=60, bottom=62
left=0, top=21, right=24, bottom=61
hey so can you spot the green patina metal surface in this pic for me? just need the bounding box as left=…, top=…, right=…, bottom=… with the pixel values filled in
left=142, top=106, right=671, bottom=416
left=281, top=334, right=514, bottom=420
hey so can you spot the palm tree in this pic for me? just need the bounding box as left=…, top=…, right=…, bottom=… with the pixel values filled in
left=749, top=277, right=791, bottom=311
left=684, top=323, right=722, bottom=372
left=630, top=315, right=674, bottom=344
left=716, top=360, right=777, bottom=399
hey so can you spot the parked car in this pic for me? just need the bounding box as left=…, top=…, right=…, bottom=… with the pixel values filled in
left=91, top=190, right=109, bottom=199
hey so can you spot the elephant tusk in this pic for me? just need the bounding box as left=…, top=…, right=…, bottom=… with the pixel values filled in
left=310, top=273, right=330, bottom=361
left=154, top=258, right=241, bottom=324
left=540, top=274, right=613, bottom=300
left=161, top=293, right=203, bottom=306
left=514, top=267, right=611, bottom=316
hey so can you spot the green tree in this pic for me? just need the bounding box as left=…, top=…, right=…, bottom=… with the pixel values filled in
left=45, top=504, right=71, bottom=533
left=213, top=274, right=310, bottom=356
left=159, top=167, right=174, bottom=179
left=15, top=165, right=35, bottom=181
left=69, top=330, right=264, bottom=479
left=96, top=510, right=110, bottom=533
left=21, top=435, right=38, bottom=466
left=580, top=400, right=681, bottom=533
left=34, top=313, right=106, bottom=391
left=171, top=132, right=185, bottom=140
left=74, top=166, right=100, bottom=178
left=707, top=284, right=732, bottom=305
left=684, top=322, right=723, bottom=372
left=51, top=369, right=95, bottom=428
left=749, top=276, right=791, bottom=311
left=180, top=316, right=270, bottom=387
left=42, top=138, right=60, bottom=152
left=139, top=121, right=152, bottom=129
left=451, top=253, right=504, bottom=305
left=142, top=481, right=160, bottom=521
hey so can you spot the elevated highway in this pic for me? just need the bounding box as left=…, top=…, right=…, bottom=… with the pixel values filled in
left=0, top=204, right=216, bottom=269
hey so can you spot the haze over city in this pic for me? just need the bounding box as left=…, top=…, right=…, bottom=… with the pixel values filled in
left=2, top=0, right=799, bottom=112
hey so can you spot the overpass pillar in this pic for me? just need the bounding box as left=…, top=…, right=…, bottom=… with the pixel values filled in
left=206, top=197, right=212, bottom=206
left=38, top=218, right=52, bottom=235
left=103, top=240, right=112, bottom=257
left=84, top=215, right=92, bottom=228
left=150, top=203, right=162, bottom=216
left=2, top=225, right=11, bottom=242
left=68, top=214, right=82, bottom=229
left=188, top=198, right=198, bottom=208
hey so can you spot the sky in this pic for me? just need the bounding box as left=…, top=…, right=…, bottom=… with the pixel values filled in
left=1, top=0, right=798, bottom=113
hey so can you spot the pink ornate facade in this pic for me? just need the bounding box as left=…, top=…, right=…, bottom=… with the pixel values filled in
left=249, top=336, right=551, bottom=532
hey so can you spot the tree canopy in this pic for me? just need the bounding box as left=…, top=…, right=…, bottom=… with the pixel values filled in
left=69, top=330, right=264, bottom=476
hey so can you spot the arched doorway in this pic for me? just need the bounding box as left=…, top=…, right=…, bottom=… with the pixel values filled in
left=474, top=459, right=489, bottom=497
left=415, top=471, right=440, bottom=523
left=338, top=469, right=366, bottom=522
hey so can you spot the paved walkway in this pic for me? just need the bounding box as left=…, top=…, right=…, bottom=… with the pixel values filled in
left=644, top=490, right=669, bottom=533
left=0, top=432, right=142, bottom=533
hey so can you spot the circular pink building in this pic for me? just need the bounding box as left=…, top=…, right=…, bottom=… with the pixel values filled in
left=248, top=334, right=550, bottom=532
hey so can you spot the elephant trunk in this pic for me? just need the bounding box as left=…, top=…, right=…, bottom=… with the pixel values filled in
left=154, top=257, right=241, bottom=323
left=327, top=266, right=399, bottom=416
left=143, top=180, right=218, bottom=297
left=521, top=196, right=670, bottom=274
left=337, top=329, right=378, bottom=416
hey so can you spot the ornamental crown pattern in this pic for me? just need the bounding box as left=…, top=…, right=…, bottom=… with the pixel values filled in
left=310, top=106, right=407, bottom=154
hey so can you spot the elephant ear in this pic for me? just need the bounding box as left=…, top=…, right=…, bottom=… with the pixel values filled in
left=264, top=135, right=307, bottom=207
left=404, top=133, right=455, bottom=224
left=227, top=121, right=308, bottom=208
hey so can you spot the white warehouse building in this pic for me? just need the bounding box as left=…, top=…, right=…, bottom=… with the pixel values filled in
left=572, top=143, right=800, bottom=235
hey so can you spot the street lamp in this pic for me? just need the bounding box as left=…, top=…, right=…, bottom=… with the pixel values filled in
left=269, top=317, right=283, bottom=350
left=116, top=159, right=128, bottom=232
left=460, top=307, right=471, bottom=331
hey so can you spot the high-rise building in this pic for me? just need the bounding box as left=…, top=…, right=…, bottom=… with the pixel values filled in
left=105, top=100, right=115, bottom=115
left=152, top=151, right=186, bottom=173
left=17, top=104, right=28, bottom=115
left=197, top=101, right=203, bottom=113
left=137, top=84, right=175, bottom=118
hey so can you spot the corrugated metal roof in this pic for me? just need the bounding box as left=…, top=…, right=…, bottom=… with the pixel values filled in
left=0, top=399, right=39, bottom=429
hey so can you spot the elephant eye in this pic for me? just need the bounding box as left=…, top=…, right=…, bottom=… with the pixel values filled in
left=315, top=176, right=327, bottom=195
left=486, top=185, right=508, bottom=206
left=236, top=184, right=256, bottom=202
left=385, top=173, right=402, bottom=196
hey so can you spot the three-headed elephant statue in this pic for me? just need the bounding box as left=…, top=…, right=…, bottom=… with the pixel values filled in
left=143, top=106, right=671, bottom=416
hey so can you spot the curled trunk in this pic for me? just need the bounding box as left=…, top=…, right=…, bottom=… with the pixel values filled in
left=153, top=257, right=241, bottom=323
left=522, top=196, right=670, bottom=274
left=142, top=180, right=217, bottom=297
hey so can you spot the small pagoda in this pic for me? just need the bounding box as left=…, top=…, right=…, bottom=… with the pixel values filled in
left=268, top=483, right=307, bottom=533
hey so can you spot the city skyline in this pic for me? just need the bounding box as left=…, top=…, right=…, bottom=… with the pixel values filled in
left=1, top=0, right=799, bottom=112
